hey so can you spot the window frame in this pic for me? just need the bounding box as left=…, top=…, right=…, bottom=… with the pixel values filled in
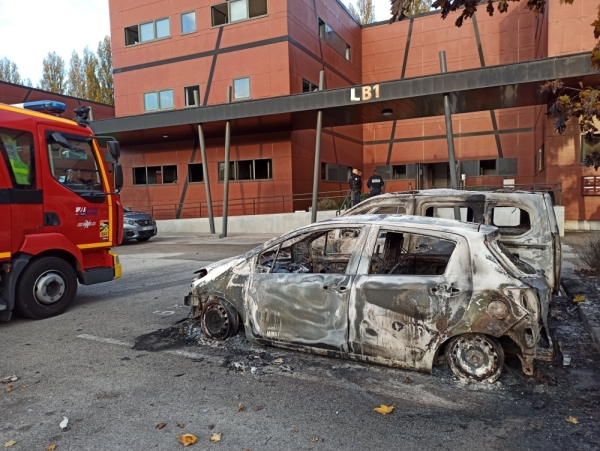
left=184, top=85, right=201, bottom=108
left=210, top=0, right=268, bottom=27
left=132, top=165, right=179, bottom=186
left=188, top=163, right=204, bottom=183
left=143, top=89, right=174, bottom=112
left=302, top=78, right=319, bottom=93
left=217, top=158, right=273, bottom=182
left=0, top=126, right=37, bottom=190
left=233, top=77, right=251, bottom=101
left=317, top=17, right=352, bottom=62
left=124, top=17, right=170, bottom=47
left=180, top=10, right=197, bottom=34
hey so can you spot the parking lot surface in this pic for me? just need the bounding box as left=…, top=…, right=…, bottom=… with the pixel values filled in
left=1, top=234, right=599, bottom=450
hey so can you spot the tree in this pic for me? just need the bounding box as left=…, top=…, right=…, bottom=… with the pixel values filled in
left=348, top=0, right=376, bottom=24
left=67, top=51, right=86, bottom=98
left=39, top=51, right=66, bottom=94
left=97, top=36, right=114, bottom=105
left=0, top=57, right=22, bottom=84
left=83, top=46, right=102, bottom=103
left=405, top=0, right=433, bottom=15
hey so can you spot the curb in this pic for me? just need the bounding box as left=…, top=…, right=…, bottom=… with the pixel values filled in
left=561, top=276, right=600, bottom=354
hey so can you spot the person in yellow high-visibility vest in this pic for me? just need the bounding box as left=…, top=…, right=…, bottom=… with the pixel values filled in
left=1, top=134, right=30, bottom=185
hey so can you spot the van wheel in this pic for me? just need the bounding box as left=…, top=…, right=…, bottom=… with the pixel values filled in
left=200, top=299, right=239, bottom=341
left=15, top=257, right=78, bottom=319
left=446, top=333, right=504, bottom=383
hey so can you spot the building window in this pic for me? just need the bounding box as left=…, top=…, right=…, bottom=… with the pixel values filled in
left=318, top=18, right=351, bottom=61
left=581, top=135, right=600, bottom=163
left=133, top=165, right=178, bottom=185
left=184, top=85, right=200, bottom=107
left=144, top=89, right=174, bottom=112
left=218, top=159, right=272, bottom=181
left=211, top=0, right=268, bottom=26
left=321, top=163, right=351, bottom=182
left=479, top=159, right=496, bottom=176
left=460, top=158, right=518, bottom=177
left=536, top=144, right=545, bottom=173
left=233, top=77, right=250, bottom=100
left=125, top=18, right=170, bottom=46
left=375, top=164, right=417, bottom=180
left=181, top=11, right=196, bottom=34
left=188, top=163, right=204, bottom=183
left=302, top=79, right=319, bottom=93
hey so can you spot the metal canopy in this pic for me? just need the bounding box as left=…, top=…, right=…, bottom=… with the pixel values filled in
left=91, top=53, right=596, bottom=145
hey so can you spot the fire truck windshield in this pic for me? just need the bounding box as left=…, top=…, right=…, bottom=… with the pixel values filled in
left=46, top=133, right=104, bottom=193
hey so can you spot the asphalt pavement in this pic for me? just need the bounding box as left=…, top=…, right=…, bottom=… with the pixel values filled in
left=1, top=234, right=599, bottom=450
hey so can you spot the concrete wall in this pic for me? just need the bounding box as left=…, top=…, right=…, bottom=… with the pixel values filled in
left=157, top=210, right=338, bottom=234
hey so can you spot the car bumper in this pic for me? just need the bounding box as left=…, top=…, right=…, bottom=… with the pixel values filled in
left=122, top=225, right=158, bottom=241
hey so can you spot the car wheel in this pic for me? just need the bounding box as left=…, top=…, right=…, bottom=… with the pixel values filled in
left=137, top=237, right=151, bottom=242
left=200, top=299, right=239, bottom=341
left=446, top=333, right=504, bottom=383
left=15, top=257, right=78, bottom=319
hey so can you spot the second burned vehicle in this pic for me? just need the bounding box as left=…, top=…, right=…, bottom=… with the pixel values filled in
left=185, top=216, right=554, bottom=382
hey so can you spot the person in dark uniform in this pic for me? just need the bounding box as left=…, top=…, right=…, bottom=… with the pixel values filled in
left=348, top=168, right=362, bottom=206
left=366, top=170, right=385, bottom=197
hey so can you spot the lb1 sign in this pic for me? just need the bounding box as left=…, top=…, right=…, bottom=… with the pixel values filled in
left=350, top=84, right=380, bottom=102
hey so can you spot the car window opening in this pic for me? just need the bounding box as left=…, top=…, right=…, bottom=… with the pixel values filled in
left=492, top=206, right=531, bottom=236
left=425, top=206, right=474, bottom=223
left=369, top=230, right=457, bottom=276
left=256, top=228, right=362, bottom=274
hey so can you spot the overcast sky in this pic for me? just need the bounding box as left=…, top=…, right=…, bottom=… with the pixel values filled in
left=0, top=0, right=390, bottom=84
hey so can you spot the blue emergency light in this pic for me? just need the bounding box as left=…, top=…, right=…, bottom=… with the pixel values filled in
left=22, top=101, right=67, bottom=115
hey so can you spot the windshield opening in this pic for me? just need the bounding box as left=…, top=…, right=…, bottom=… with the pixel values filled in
left=488, top=239, right=536, bottom=275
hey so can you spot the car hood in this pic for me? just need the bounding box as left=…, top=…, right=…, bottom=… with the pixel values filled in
left=124, top=212, right=153, bottom=221
left=191, top=255, right=247, bottom=289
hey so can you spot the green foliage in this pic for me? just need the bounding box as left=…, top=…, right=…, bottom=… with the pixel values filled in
left=0, top=57, right=22, bottom=85
left=97, top=36, right=114, bottom=105
left=317, top=198, right=340, bottom=211
left=67, top=51, right=86, bottom=98
left=39, top=51, right=66, bottom=94
left=348, top=0, right=376, bottom=24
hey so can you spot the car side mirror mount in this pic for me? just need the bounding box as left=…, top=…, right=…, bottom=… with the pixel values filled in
left=113, top=162, right=124, bottom=192
left=108, top=141, right=121, bottom=161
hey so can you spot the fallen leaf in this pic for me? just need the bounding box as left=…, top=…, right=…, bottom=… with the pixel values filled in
left=238, top=403, right=245, bottom=412
left=0, top=376, right=18, bottom=384
left=291, top=429, right=299, bottom=433
left=210, top=432, right=222, bottom=443
left=273, top=358, right=284, bottom=364
left=208, top=424, right=215, bottom=430
left=310, top=437, right=323, bottom=442
left=4, top=385, right=12, bottom=393
left=21, top=385, right=29, bottom=389
left=566, top=416, right=580, bottom=424
left=156, top=423, right=167, bottom=430
left=46, top=445, right=57, bottom=451
left=403, top=377, right=413, bottom=384
left=573, top=295, right=586, bottom=303
left=3, top=441, right=17, bottom=448
left=177, top=423, right=185, bottom=428
left=178, top=434, right=198, bottom=447
left=374, top=404, right=394, bottom=415
left=253, top=406, right=263, bottom=412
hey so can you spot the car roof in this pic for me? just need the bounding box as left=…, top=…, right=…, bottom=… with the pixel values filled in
left=370, top=188, right=547, bottom=199
left=319, top=214, right=498, bottom=237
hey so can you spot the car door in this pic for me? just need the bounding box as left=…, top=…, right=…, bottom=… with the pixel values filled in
left=38, top=126, right=114, bottom=248
left=246, top=226, right=367, bottom=351
left=348, top=226, right=472, bottom=371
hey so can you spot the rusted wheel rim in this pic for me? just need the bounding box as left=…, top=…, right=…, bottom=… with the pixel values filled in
left=449, top=335, right=501, bottom=381
left=203, top=304, right=231, bottom=339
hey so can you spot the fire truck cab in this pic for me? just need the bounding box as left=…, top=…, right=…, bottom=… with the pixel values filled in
left=0, top=101, right=124, bottom=321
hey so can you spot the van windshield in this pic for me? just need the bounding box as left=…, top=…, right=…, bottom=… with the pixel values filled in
left=488, top=239, right=536, bottom=275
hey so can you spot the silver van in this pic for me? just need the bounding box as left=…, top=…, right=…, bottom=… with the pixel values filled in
left=342, top=190, right=562, bottom=294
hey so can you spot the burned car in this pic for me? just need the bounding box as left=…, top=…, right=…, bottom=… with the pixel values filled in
left=342, top=190, right=562, bottom=294
left=185, top=215, right=554, bottom=382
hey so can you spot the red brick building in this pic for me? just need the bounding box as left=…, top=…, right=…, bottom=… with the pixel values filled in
left=92, top=0, right=600, bottom=228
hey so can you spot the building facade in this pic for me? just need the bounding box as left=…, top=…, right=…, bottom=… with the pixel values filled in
left=99, top=0, right=600, bottom=227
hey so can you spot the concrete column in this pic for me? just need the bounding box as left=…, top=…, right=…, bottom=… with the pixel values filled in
left=220, top=86, right=232, bottom=238
left=311, top=70, right=326, bottom=224
left=198, top=124, right=215, bottom=234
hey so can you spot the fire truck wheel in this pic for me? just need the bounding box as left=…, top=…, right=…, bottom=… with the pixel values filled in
left=15, top=257, right=78, bottom=319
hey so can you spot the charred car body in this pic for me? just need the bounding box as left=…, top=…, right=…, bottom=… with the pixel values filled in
left=342, top=190, right=562, bottom=294
left=185, top=215, right=554, bottom=382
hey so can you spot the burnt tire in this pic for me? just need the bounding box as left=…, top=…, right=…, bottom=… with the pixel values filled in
left=446, top=333, right=504, bottom=383
left=15, top=257, right=78, bottom=319
left=200, top=299, right=239, bottom=341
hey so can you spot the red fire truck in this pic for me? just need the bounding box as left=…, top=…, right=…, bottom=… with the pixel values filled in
left=0, top=101, right=124, bottom=321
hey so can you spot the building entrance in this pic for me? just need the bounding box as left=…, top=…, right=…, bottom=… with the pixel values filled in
left=417, top=162, right=450, bottom=190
